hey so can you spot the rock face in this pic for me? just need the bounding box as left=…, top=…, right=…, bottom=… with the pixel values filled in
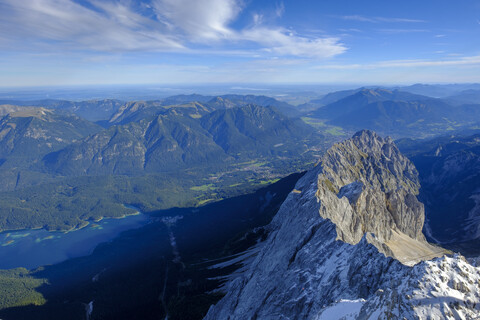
left=318, top=131, right=422, bottom=241
left=204, top=130, right=480, bottom=319
left=317, top=130, right=445, bottom=264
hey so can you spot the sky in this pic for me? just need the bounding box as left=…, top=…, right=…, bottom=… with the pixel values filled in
left=0, top=0, right=479, bottom=87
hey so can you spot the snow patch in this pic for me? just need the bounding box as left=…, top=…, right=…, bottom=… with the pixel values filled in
left=316, top=299, right=365, bottom=320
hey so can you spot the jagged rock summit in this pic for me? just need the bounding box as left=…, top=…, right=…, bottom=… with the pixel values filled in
left=317, top=130, right=447, bottom=265
left=204, top=130, right=480, bottom=320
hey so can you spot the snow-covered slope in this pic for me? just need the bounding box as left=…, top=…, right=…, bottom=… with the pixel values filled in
left=204, top=130, right=480, bottom=319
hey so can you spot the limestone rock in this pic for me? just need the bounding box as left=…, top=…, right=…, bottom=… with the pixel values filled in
left=204, top=130, right=480, bottom=320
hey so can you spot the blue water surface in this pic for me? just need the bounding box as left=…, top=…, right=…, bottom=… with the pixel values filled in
left=0, top=212, right=150, bottom=269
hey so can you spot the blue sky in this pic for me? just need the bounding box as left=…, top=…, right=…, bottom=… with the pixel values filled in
left=0, top=0, right=479, bottom=86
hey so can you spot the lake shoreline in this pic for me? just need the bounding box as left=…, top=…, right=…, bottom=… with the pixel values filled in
left=0, top=207, right=151, bottom=270
left=0, top=205, right=143, bottom=235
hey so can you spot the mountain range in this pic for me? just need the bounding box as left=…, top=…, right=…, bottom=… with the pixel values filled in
left=44, top=105, right=315, bottom=177
left=395, top=83, right=480, bottom=98
left=0, top=100, right=332, bottom=232
left=305, top=88, right=480, bottom=138
left=0, top=88, right=478, bottom=233
left=304, top=88, right=429, bottom=116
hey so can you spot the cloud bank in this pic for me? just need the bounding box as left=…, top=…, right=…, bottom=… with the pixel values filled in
left=0, top=0, right=346, bottom=58
left=314, top=55, right=480, bottom=70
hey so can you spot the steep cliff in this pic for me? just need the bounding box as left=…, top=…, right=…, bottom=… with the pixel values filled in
left=204, top=130, right=480, bottom=319
left=316, top=130, right=445, bottom=264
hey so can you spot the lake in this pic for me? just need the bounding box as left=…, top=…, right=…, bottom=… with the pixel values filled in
left=0, top=212, right=151, bottom=269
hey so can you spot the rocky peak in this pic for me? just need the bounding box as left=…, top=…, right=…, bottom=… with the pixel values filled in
left=203, top=131, right=479, bottom=320
left=316, top=130, right=447, bottom=264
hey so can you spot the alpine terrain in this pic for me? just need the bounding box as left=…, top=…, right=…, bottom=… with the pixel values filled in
left=398, top=133, right=480, bottom=254
left=204, top=130, right=480, bottom=319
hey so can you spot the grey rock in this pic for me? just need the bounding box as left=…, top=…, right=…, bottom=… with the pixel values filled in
left=315, top=130, right=444, bottom=263
left=204, top=130, right=480, bottom=320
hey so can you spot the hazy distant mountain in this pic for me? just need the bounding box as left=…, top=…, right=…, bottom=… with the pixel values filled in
left=308, top=88, right=431, bottom=120
left=446, top=89, right=480, bottom=105
left=314, top=88, right=363, bottom=105
left=298, top=87, right=430, bottom=114
left=0, top=99, right=65, bottom=107
left=328, top=99, right=455, bottom=136
left=0, top=99, right=124, bottom=122
left=396, top=83, right=480, bottom=98
left=45, top=105, right=316, bottom=176
left=297, top=88, right=362, bottom=112
left=305, top=88, right=480, bottom=137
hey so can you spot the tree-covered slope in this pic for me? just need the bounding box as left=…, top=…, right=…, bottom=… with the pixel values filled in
left=45, top=105, right=316, bottom=176
left=200, top=104, right=314, bottom=156
left=0, top=108, right=101, bottom=167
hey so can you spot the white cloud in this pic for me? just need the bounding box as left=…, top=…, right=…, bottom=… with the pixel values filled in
left=0, top=0, right=183, bottom=51
left=338, top=28, right=362, bottom=33
left=241, top=28, right=346, bottom=58
left=341, top=15, right=375, bottom=23
left=275, top=2, right=285, bottom=18
left=252, top=13, right=264, bottom=26
left=340, top=15, right=426, bottom=23
left=315, top=55, right=480, bottom=70
left=378, top=29, right=430, bottom=34
left=376, top=17, right=426, bottom=23
left=0, top=0, right=346, bottom=59
left=377, top=56, right=480, bottom=67
left=151, top=0, right=240, bottom=40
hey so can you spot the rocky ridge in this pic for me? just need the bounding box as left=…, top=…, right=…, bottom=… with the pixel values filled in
left=204, top=130, right=480, bottom=319
left=317, top=130, right=446, bottom=264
